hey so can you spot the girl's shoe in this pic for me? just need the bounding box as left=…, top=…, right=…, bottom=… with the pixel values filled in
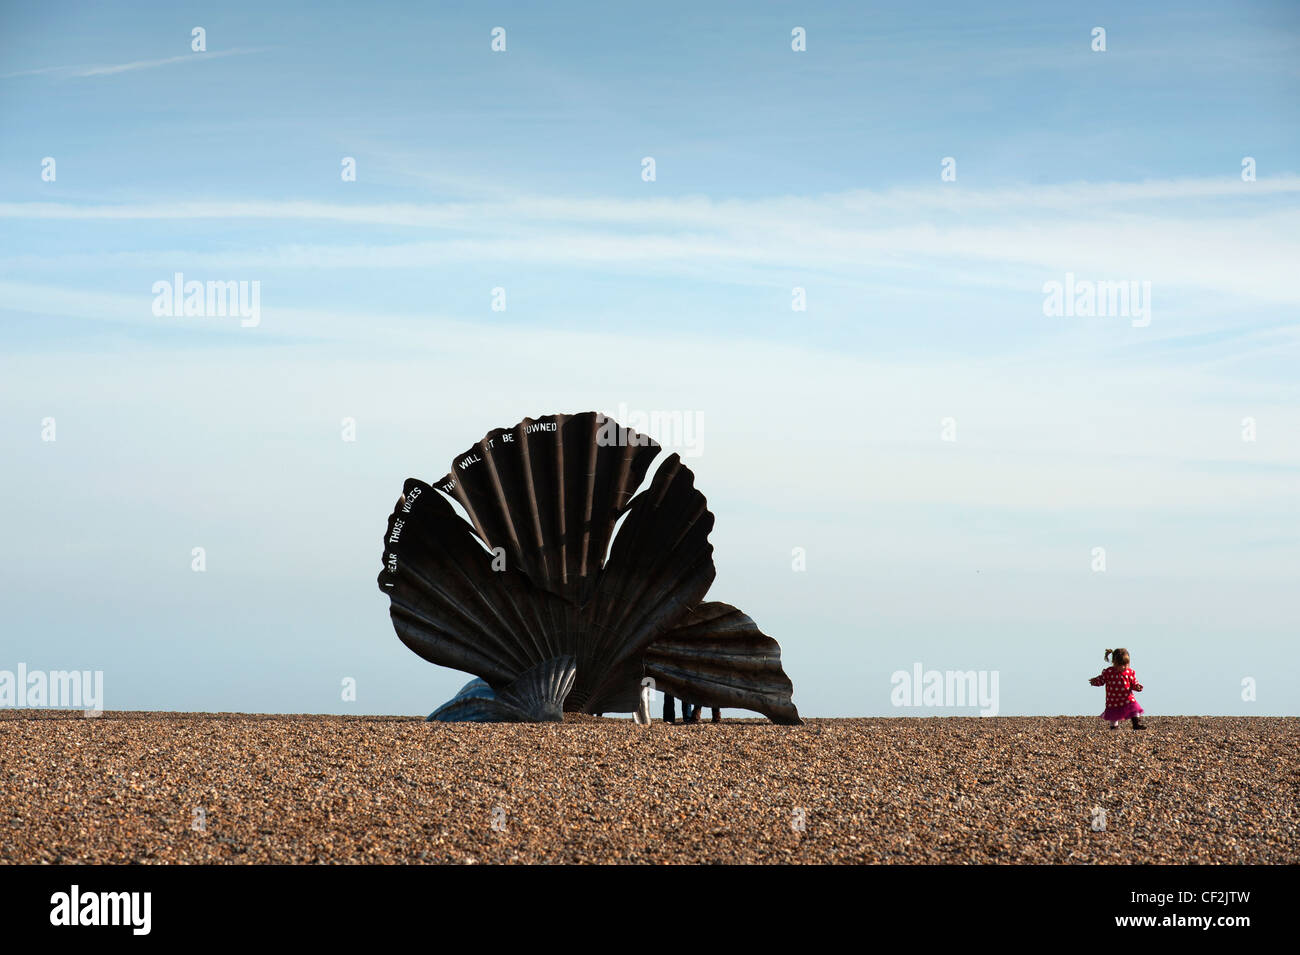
left=1109, top=722, right=1119, bottom=730
left=1131, top=717, right=1147, bottom=730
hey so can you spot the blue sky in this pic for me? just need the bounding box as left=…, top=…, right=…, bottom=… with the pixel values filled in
left=1, top=0, right=1297, bottom=716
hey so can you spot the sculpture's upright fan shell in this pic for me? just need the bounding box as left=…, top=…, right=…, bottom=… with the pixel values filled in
left=433, top=412, right=660, bottom=606
left=378, top=412, right=799, bottom=723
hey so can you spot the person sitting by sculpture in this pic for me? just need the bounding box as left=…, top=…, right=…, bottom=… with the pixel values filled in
left=663, top=694, right=721, bottom=724
left=684, top=704, right=722, bottom=723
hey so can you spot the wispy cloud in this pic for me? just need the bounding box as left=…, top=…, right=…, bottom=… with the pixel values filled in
left=1, top=48, right=265, bottom=80
left=3, top=177, right=1298, bottom=304
left=2, top=278, right=1296, bottom=519
left=4, top=175, right=1298, bottom=222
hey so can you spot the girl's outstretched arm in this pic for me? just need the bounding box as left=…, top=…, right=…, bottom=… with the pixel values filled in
left=1089, top=673, right=1105, bottom=686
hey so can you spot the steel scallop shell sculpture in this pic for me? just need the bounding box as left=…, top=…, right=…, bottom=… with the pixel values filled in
left=377, top=412, right=800, bottom=724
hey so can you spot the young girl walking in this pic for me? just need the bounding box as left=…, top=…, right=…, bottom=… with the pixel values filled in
left=1089, top=648, right=1147, bottom=730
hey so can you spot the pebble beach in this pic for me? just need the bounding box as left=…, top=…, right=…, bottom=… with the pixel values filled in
left=2, top=713, right=1295, bottom=864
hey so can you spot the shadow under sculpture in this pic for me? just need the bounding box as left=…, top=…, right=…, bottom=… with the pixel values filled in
left=377, top=411, right=801, bottom=725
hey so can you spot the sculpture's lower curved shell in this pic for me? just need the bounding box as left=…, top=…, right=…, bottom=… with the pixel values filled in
left=428, top=679, right=498, bottom=722
left=642, top=602, right=802, bottom=724
left=428, top=657, right=577, bottom=722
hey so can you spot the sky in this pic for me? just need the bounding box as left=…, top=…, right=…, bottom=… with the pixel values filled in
left=1, top=0, right=1297, bottom=717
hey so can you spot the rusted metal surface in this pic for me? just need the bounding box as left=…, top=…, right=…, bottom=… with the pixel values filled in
left=377, top=412, right=799, bottom=724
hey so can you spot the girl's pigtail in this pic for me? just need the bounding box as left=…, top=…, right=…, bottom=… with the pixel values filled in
left=1104, top=649, right=1113, bottom=661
